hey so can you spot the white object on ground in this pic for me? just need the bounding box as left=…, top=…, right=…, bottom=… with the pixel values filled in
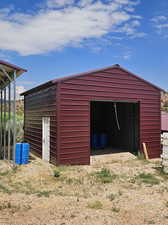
left=161, top=132, right=168, bottom=173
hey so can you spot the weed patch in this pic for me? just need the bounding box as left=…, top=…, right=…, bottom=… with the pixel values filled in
left=53, top=170, right=61, bottom=178
left=153, top=167, right=168, bottom=180
left=92, top=168, right=117, bottom=183
left=0, top=184, right=11, bottom=194
left=147, top=220, right=155, bottom=224
left=87, top=200, right=103, bottom=210
left=64, top=177, right=83, bottom=185
left=11, top=181, right=36, bottom=195
left=0, top=171, right=10, bottom=176
left=111, top=207, right=120, bottom=213
left=135, top=173, right=160, bottom=185
left=37, top=191, right=52, bottom=198
left=107, top=193, right=116, bottom=201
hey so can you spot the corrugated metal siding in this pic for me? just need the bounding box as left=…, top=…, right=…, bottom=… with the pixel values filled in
left=24, top=85, right=57, bottom=164
left=58, top=67, right=161, bottom=164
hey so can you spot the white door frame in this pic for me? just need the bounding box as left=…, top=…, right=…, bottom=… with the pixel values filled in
left=42, top=117, right=50, bottom=162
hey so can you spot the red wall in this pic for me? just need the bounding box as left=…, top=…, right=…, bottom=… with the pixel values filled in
left=57, top=67, right=161, bottom=165
left=24, top=85, right=57, bottom=164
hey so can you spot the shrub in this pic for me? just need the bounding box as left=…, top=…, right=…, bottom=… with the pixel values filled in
left=0, top=184, right=11, bottom=194
left=93, top=168, right=117, bottom=183
left=87, top=200, right=103, bottom=209
left=111, top=207, right=120, bottom=213
left=107, top=193, right=116, bottom=201
left=65, top=178, right=82, bottom=185
left=53, top=170, right=61, bottom=178
left=135, top=173, right=160, bottom=185
left=37, top=191, right=51, bottom=198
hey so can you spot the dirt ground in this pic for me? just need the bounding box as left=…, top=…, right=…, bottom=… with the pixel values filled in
left=0, top=152, right=168, bottom=225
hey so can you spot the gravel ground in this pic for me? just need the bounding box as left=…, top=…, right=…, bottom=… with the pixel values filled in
left=0, top=153, right=167, bottom=225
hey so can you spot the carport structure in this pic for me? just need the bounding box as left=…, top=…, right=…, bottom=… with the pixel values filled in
left=0, top=60, right=27, bottom=163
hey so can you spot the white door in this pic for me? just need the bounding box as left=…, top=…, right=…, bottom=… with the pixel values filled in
left=42, top=117, right=50, bottom=162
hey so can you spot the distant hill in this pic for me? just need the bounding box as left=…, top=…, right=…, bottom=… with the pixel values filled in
left=161, top=92, right=168, bottom=112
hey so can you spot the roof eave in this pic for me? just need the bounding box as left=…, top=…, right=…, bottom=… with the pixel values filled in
left=117, top=66, right=164, bottom=92
left=0, top=60, right=27, bottom=73
left=21, top=80, right=54, bottom=96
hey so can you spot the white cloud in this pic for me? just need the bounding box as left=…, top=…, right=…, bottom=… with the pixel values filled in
left=124, top=7, right=135, bottom=12
left=0, top=5, right=14, bottom=18
left=0, top=0, right=143, bottom=56
left=113, top=46, right=132, bottom=60
left=131, top=20, right=140, bottom=26
left=115, top=19, right=146, bottom=38
left=78, top=0, right=94, bottom=7
left=16, top=86, right=26, bottom=100
left=123, top=51, right=131, bottom=60
left=151, top=15, right=168, bottom=37
left=114, top=0, right=140, bottom=6
left=151, top=16, right=167, bottom=23
left=157, top=24, right=168, bottom=29
left=47, top=0, right=74, bottom=8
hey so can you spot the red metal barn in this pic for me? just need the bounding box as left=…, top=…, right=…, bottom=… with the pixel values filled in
left=22, top=65, right=163, bottom=165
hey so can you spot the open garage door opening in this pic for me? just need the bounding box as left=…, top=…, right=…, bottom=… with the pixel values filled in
left=90, top=101, right=140, bottom=156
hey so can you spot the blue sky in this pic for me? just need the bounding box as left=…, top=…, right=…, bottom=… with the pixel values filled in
left=0, top=0, right=168, bottom=95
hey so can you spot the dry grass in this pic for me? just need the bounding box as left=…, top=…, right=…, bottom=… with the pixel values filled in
left=87, top=200, right=103, bottom=209
left=0, top=153, right=167, bottom=225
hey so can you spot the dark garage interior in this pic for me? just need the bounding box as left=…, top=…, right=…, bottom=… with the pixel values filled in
left=90, top=101, right=140, bottom=155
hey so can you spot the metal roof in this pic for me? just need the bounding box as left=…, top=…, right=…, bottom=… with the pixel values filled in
left=0, top=60, right=27, bottom=89
left=162, top=112, right=168, bottom=131
left=21, top=64, right=164, bottom=96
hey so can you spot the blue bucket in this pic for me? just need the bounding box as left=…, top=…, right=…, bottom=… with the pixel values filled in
left=15, top=143, right=22, bottom=165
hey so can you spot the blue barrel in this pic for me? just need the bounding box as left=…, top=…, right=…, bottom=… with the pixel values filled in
left=100, top=134, right=108, bottom=148
left=22, top=143, right=30, bottom=164
left=15, top=143, right=22, bottom=165
left=91, top=134, right=100, bottom=149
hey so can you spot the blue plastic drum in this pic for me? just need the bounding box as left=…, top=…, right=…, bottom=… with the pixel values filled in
left=100, top=134, right=108, bottom=148
left=15, top=143, right=22, bottom=165
left=91, top=134, right=100, bottom=149
left=22, top=143, right=30, bottom=164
